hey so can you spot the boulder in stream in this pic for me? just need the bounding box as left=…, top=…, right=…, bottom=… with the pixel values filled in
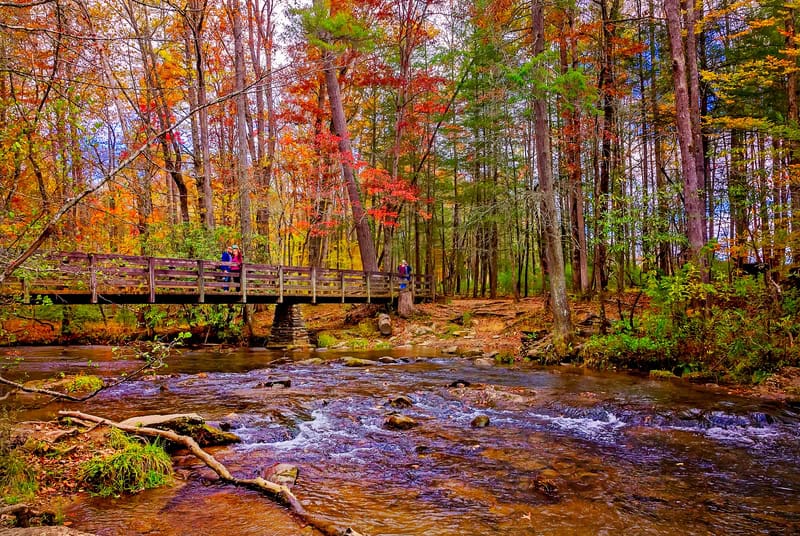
left=262, top=462, right=299, bottom=486
left=256, top=378, right=291, bottom=388
left=387, top=395, right=414, bottom=408
left=470, top=415, right=490, bottom=428
left=341, top=356, right=380, bottom=367
left=118, top=414, right=241, bottom=446
left=384, top=413, right=418, bottom=430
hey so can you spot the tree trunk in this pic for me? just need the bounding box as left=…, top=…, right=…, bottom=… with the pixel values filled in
left=663, top=0, right=706, bottom=266
left=532, top=0, right=573, bottom=351
left=230, top=0, right=252, bottom=251
left=316, top=1, right=378, bottom=273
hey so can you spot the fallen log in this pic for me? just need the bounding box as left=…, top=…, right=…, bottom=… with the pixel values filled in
left=58, top=410, right=365, bottom=536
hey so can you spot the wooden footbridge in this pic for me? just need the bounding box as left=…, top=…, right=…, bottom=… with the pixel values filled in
left=2, top=252, right=434, bottom=305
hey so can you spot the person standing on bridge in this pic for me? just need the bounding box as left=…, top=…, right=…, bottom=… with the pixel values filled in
left=220, top=246, right=232, bottom=291
left=230, top=245, right=243, bottom=291
left=398, top=259, right=412, bottom=290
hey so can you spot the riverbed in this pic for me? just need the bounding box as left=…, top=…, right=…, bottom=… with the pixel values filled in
left=2, top=346, right=799, bottom=535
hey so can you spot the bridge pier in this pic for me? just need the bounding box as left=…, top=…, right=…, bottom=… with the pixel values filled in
left=269, top=303, right=309, bottom=347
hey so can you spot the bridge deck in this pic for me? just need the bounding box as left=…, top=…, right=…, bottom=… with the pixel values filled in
left=2, top=252, right=433, bottom=305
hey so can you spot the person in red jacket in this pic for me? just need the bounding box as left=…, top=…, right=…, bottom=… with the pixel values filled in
left=230, top=245, right=243, bottom=291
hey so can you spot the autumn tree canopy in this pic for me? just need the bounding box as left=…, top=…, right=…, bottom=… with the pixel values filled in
left=1, top=0, right=799, bottom=294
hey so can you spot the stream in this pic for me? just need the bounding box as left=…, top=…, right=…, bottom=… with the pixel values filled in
left=2, top=345, right=799, bottom=535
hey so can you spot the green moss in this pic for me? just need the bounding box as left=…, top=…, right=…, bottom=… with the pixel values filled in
left=649, top=370, right=677, bottom=380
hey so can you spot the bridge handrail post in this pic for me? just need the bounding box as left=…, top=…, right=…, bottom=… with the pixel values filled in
left=311, top=266, right=317, bottom=304
left=390, top=271, right=394, bottom=301
left=278, top=266, right=284, bottom=303
left=197, top=260, right=205, bottom=303
left=148, top=257, right=156, bottom=303
left=340, top=271, right=345, bottom=303
left=366, top=271, right=371, bottom=303
left=241, top=263, right=247, bottom=303
left=89, top=254, right=98, bottom=304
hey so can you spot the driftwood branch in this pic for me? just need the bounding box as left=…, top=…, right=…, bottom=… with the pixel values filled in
left=58, top=410, right=364, bottom=536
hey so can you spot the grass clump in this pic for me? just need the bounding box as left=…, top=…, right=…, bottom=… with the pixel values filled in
left=80, top=428, right=173, bottom=497
left=347, top=337, right=369, bottom=350
left=0, top=414, right=37, bottom=505
left=317, top=332, right=337, bottom=348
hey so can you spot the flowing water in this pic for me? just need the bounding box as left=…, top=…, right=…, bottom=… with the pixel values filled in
left=2, top=346, right=799, bottom=535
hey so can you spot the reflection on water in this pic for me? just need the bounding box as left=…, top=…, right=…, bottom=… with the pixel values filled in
left=2, top=346, right=799, bottom=535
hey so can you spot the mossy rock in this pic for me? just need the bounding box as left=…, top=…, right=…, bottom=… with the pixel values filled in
left=649, top=370, right=677, bottom=380
left=681, top=371, right=717, bottom=383
left=118, top=414, right=240, bottom=446
left=340, top=357, right=380, bottom=367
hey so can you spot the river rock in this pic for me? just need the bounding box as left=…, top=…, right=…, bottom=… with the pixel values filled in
left=441, top=346, right=458, bottom=354
left=378, top=356, right=398, bottom=364
left=461, top=348, right=483, bottom=358
left=470, top=415, right=490, bottom=428
left=296, top=357, right=324, bottom=365
left=263, top=463, right=299, bottom=486
left=449, top=379, right=471, bottom=388
left=474, top=357, right=495, bottom=367
left=387, top=395, right=414, bottom=408
left=118, top=414, right=240, bottom=446
left=384, top=414, right=418, bottom=430
left=341, top=357, right=380, bottom=367
left=256, top=378, right=291, bottom=388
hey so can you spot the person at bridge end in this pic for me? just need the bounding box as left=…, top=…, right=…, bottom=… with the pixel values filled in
left=398, top=259, right=412, bottom=290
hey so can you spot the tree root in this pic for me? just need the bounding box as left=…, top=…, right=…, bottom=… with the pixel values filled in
left=58, top=410, right=365, bottom=536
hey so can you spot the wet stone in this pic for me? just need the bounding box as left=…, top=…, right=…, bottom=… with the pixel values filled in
left=263, top=462, right=299, bottom=487
left=387, top=395, right=414, bottom=408
left=384, top=414, right=418, bottom=430
left=449, top=379, right=471, bottom=388
left=474, top=357, right=495, bottom=367
left=256, top=378, right=291, bottom=388
left=341, top=357, right=381, bottom=367
left=471, top=415, right=490, bottom=428
left=295, top=357, right=324, bottom=366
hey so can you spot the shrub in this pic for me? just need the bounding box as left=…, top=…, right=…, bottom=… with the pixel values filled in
left=66, top=374, right=104, bottom=393
left=581, top=332, right=676, bottom=371
left=80, top=429, right=173, bottom=497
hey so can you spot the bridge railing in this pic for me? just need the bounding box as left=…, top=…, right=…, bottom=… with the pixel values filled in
left=6, top=252, right=434, bottom=304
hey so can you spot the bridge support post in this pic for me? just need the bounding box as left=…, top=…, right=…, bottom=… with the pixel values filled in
left=269, top=303, right=309, bottom=347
